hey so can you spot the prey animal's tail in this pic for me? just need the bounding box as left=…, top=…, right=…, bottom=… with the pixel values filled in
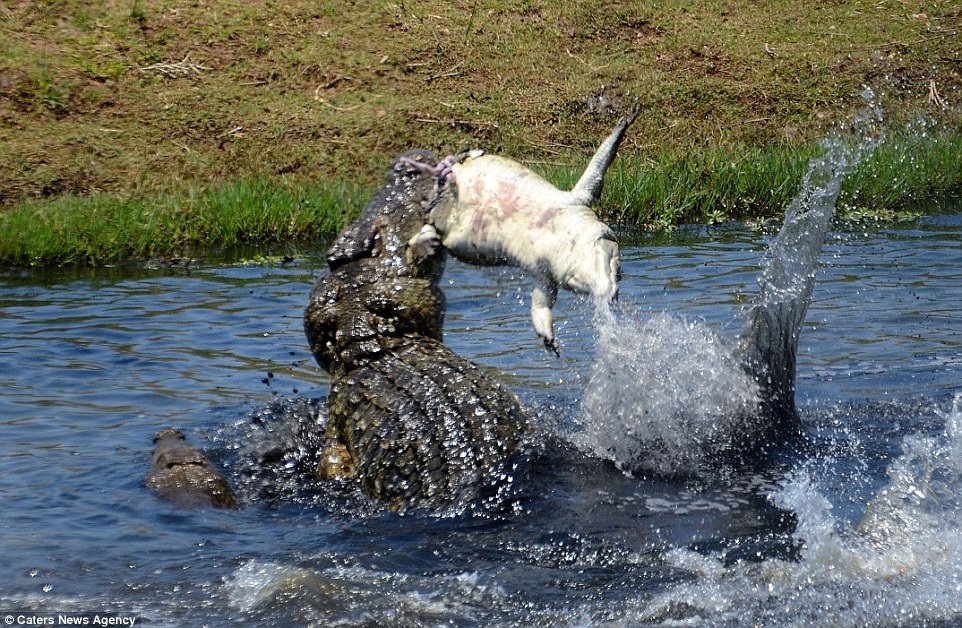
left=569, top=99, right=642, bottom=207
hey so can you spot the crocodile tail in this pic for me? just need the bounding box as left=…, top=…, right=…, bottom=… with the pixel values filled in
left=738, top=137, right=860, bottom=436
left=739, top=94, right=884, bottom=437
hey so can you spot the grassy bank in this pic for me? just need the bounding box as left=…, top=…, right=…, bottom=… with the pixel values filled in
left=606, top=123, right=962, bottom=229
left=3, top=125, right=959, bottom=266
left=0, top=176, right=364, bottom=265
left=1, top=0, right=960, bottom=265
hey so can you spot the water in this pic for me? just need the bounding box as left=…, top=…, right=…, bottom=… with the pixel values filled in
left=2, top=201, right=962, bottom=626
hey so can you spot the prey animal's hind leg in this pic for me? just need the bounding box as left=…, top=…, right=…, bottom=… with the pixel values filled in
left=531, top=280, right=560, bottom=356
left=596, top=237, right=621, bottom=302
left=565, top=236, right=621, bottom=303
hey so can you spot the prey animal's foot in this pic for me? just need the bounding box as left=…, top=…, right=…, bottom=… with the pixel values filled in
left=405, top=224, right=444, bottom=271
left=531, top=282, right=560, bottom=356
left=435, top=154, right=458, bottom=181
left=399, top=154, right=458, bottom=183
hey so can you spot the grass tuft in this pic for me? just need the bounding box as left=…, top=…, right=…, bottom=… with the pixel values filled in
left=0, top=178, right=367, bottom=266
left=2, top=125, right=958, bottom=266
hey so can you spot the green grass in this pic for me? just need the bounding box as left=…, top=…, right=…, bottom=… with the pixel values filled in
left=0, top=177, right=366, bottom=266
left=843, top=124, right=962, bottom=212
left=602, top=125, right=962, bottom=229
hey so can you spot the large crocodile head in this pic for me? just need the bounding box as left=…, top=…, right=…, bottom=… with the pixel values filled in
left=326, top=148, right=446, bottom=277
left=305, top=150, right=448, bottom=373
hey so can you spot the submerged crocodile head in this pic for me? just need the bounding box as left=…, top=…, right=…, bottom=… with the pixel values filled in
left=146, top=428, right=237, bottom=509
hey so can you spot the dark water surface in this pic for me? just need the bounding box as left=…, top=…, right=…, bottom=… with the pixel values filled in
left=2, top=202, right=961, bottom=626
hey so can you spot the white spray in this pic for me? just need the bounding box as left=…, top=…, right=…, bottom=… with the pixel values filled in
left=574, top=90, right=885, bottom=474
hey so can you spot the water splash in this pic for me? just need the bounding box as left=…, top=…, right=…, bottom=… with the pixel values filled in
left=741, top=89, right=885, bottom=425
left=215, top=398, right=382, bottom=513
left=218, top=397, right=529, bottom=518
left=639, top=395, right=962, bottom=627
left=574, top=305, right=760, bottom=475
left=574, top=92, right=885, bottom=474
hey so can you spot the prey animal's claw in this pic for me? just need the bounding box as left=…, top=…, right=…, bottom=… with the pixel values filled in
left=543, top=336, right=561, bottom=357
left=398, top=155, right=434, bottom=176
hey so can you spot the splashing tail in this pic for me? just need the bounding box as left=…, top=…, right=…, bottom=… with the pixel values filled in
left=739, top=92, right=884, bottom=439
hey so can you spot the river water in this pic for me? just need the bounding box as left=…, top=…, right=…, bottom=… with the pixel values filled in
left=1, top=200, right=961, bottom=626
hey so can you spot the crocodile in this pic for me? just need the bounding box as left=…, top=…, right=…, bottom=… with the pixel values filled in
left=304, top=150, right=530, bottom=512
left=146, top=428, right=237, bottom=508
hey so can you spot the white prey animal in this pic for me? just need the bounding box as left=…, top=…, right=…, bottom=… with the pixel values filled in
left=403, top=101, right=640, bottom=353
